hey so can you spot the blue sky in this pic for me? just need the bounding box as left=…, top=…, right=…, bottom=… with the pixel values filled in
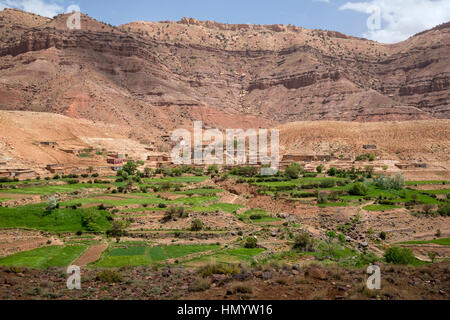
left=1, top=0, right=449, bottom=43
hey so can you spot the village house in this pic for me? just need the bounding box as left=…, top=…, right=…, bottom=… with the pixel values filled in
left=107, top=158, right=124, bottom=165
left=0, top=169, right=37, bottom=180
left=147, top=155, right=171, bottom=162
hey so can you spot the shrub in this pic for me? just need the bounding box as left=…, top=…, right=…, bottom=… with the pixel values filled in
left=316, top=164, right=324, bottom=173
left=285, top=163, right=302, bottom=179
left=188, top=278, right=211, bottom=292
left=349, top=183, right=368, bottom=196
left=198, top=263, right=240, bottom=277
left=373, top=174, right=404, bottom=190
left=244, top=236, right=258, bottom=249
left=207, top=165, right=219, bottom=175
left=293, top=232, right=315, bottom=252
left=190, top=219, right=203, bottom=231
left=96, top=270, right=123, bottom=283
left=438, top=203, right=450, bottom=216
left=106, top=220, right=127, bottom=238
left=384, top=247, right=415, bottom=265
left=161, top=206, right=187, bottom=223
left=327, top=167, right=338, bottom=176
left=231, top=284, right=253, bottom=294
left=423, top=204, right=436, bottom=215
left=81, top=211, right=101, bottom=231
left=317, top=193, right=328, bottom=204
left=356, top=153, right=375, bottom=162
left=320, top=180, right=335, bottom=188
left=46, top=196, right=58, bottom=211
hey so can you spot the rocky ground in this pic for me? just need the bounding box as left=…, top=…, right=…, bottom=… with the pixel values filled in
left=0, top=262, right=448, bottom=300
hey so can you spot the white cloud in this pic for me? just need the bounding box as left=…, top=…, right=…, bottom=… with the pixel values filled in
left=340, top=0, right=450, bottom=43
left=0, top=0, right=65, bottom=18
left=313, top=0, right=330, bottom=3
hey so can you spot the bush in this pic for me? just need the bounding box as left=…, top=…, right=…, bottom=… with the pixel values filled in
left=285, top=163, right=302, bottom=179
left=188, top=278, right=211, bottom=292
left=161, top=206, right=188, bottom=223
left=81, top=211, right=101, bottom=231
left=190, top=219, right=203, bottom=231
left=96, top=270, right=123, bottom=283
left=320, top=180, right=335, bottom=188
left=197, top=263, right=240, bottom=277
left=327, top=167, right=338, bottom=176
left=349, top=183, right=368, bottom=196
left=207, top=165, right=219, bottom=175
left=316, top=164, right=324, bottom=173
left=356, top=153, right=375, bottom=162
left=317, top=193, right=328, bottom=204
left=384, top=247, right=415, bottom=265
left=373, top=174, right=405, bottom=190
left=106, top=220, right=127, bottom=238
left=244, top=236, right=258, bottom=249
left=438, top=203, right=450, bottom=217
left=46, top=196, right=58, bottom=211
left=293, top=232, right=315, bottom=252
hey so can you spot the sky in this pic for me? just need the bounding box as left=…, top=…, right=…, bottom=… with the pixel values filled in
left=0, top=0, right=449, bottom=43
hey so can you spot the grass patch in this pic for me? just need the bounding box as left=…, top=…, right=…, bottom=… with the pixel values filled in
left=363, top=204, right=402, bottom=212
left=0, top=204, right=111, bottom=232
left=399, top=238, right=450, bottom=246
left=92, top=244, right=220, bottom=268
left=0, top=245, right=87, bottom=269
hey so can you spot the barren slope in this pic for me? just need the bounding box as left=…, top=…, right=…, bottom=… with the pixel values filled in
left=0, top=9, right=448, bottom=145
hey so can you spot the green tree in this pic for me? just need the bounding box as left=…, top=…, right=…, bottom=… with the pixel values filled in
left=244, top=236, right=258, bottom=249
left=384, top=247, right=415, bottom=265
left=123, top=161, right=137, bottom=176
left=285, top=162, right=302, bottom=179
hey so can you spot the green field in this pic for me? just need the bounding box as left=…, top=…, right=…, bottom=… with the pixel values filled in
left=92, top=244, right=221, bottom=268
left=363, top=204, right=402, bottom=212
left=0, top=204, right=111, bottom=232
left=186, top=247, right=266, bottom=265
left=0, top=183, right=108, bottom=195
left=191, top=203, right=244, bottom=213
left=0, top=245, right=87, bottom=269
left=176, top=188, right=223, bottom=195
left=399, top=238, right=450, bottom=246
left=237, top=209, right=281, bottom=223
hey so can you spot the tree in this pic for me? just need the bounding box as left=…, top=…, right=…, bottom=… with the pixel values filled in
left=349, top=183, right=368, bottom=196
left=144, top=167, right=154, bottom=178
left=384, top=247, right=415, bottom=265
left=123, top=161, right=137, bottom=176
left=46, top=196, right=58, bottom=211
left=106, top=220, right=127, bottom=238
left=293, top=232, right=315, bottom=252
left=285, top=162, right=302, bottom=179
left=327, top=167, right=338, bottom=177
left=316, top=164, right=324, bottom=173
left=244, top=236, right=258, bottom=249
left=423, top=204, right=436, bottom=215
left=207, top=165, right=219, bottom=175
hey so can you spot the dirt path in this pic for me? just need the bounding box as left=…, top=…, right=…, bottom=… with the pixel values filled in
left=72, top=243, right=108, bottom=267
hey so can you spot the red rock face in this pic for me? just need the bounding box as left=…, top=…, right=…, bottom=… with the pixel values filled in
left=0, top=9, right=448, bottom=142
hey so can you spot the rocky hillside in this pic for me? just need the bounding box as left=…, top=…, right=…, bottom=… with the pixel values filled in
left=0, top=8, right=448, bottom=143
